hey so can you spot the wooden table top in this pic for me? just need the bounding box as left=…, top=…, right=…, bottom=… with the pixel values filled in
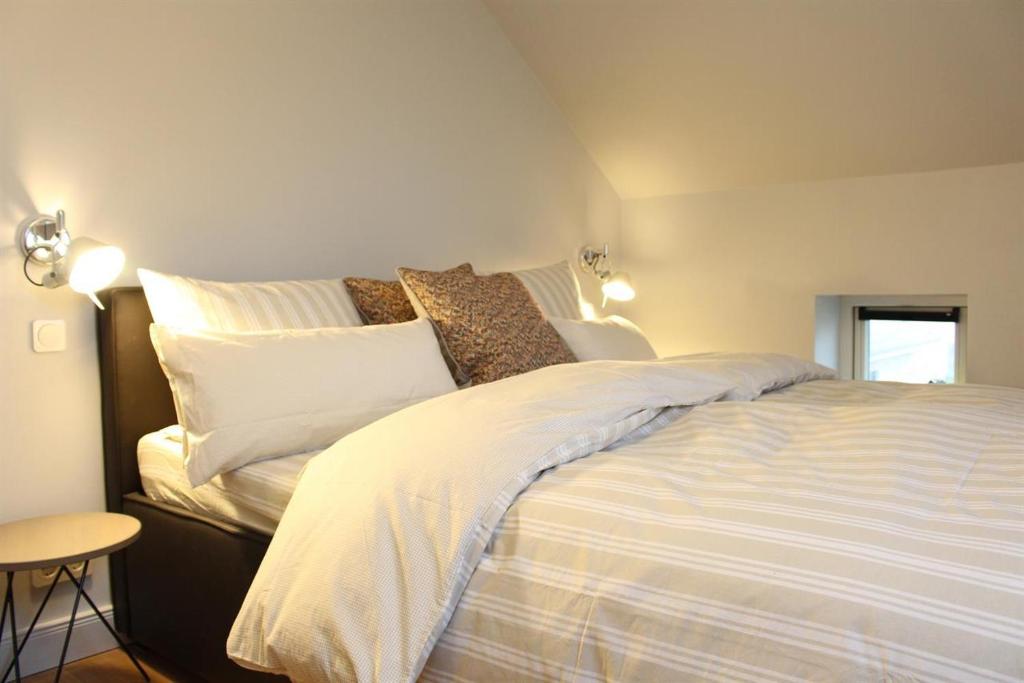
left=0, top=512, right=141, bottom=572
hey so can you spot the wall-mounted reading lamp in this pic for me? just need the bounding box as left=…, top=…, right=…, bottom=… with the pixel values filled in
left=579, top=243, right=635, bottom=306
left=19, top=210, right=124, bottom=309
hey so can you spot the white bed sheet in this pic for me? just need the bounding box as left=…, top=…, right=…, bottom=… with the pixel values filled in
left=138, top=426, right=317, bottom=535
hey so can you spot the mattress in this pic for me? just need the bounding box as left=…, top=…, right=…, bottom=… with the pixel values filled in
left=138, top=426, right=317, bottom=535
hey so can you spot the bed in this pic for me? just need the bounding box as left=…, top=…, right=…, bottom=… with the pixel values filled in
left=99, top=287, right=1024, bottom=682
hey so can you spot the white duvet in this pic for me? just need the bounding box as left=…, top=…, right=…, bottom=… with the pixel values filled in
left=227, top=354, right=834, bottom=681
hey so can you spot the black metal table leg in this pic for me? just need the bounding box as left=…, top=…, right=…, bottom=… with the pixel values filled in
left=52, top=560, right=88, bottom=682
left=0, top=576, right=9, bottom=683
left=2, top=571, right=21, bottom=683
left=2, top=564, right=147, bottom=683
left=1, top=570, right=62, bottom=683
left=0, top=577, right=7, bottom=664
left=59, top=567, right=149, bottom=681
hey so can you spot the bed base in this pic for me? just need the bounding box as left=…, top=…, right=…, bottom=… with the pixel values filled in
left=120, top=495, right=285, bottom=683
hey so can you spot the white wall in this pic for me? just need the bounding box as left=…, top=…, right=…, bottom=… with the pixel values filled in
left=0, top=0, right=619, bottom=671
left=622, top=163, right=1023, bottom=388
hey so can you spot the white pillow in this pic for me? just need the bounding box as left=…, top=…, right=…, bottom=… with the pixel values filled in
left=150, top=318, right=457, bottom=486
left=138, top=268, right=362, bottom=331
left=549, top=316, right=657, bottom=361
left=511, top=261, right=585, bottom=320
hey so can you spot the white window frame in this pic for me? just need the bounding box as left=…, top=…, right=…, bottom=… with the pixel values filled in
left=837, top=295, right=967, bottom=383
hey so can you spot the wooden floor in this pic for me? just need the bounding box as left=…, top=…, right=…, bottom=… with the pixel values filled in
left=21, top=648, right=191, bottom=683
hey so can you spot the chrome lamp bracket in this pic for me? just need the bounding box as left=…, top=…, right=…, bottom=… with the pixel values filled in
left=579, top=243, right=611, bottom=280
left=20, top=210, right=71, bottom=288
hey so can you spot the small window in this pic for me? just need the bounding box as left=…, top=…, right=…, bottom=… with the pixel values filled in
left=854, top=307, right=965, bottom=384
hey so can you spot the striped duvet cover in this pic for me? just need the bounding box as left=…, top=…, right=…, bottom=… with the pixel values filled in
left=424, top=379, right=1024, bottom=682
left=229, top=355, right=1022, bottom=682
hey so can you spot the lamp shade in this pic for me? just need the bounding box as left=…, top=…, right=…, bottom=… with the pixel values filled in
left=601, top=271, right=635, bottom=302
left=65, top=237, right=125, bottom=307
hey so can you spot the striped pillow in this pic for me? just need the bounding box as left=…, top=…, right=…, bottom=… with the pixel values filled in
left=512, top=261, right=585, bottom=320
left=138, top=269, right=362, bottom=332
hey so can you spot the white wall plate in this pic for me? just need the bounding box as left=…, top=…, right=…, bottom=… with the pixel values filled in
left=32, top=320, right=66, bottom=353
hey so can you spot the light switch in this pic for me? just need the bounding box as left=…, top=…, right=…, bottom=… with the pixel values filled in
left=32, top=320, right=66, bottom=353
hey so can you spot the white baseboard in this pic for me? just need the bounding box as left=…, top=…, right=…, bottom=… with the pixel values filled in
left=0, top=604, right=118, bottom=677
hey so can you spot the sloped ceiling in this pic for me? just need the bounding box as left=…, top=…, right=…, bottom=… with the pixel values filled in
left=484, top=0, right=1024, bottom=199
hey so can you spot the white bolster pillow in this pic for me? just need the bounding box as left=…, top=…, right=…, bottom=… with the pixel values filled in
left=150, top=318, right=457, bottom=486
left=549, top=315, right=658, bottom=361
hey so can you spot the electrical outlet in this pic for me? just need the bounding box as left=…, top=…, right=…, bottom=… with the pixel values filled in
left=30, top=561, right=90, bottom=588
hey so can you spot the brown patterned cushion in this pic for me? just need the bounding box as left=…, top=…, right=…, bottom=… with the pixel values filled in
left=397, top=265, right=577, bottom=385
left=343, top=277, right=416, bottom=325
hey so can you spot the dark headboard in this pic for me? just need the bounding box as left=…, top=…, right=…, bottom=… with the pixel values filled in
left=97, top=287, right=177, bottom=512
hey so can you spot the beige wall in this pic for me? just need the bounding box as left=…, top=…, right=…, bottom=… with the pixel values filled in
left=0, top=0, right=618, bottom=669
left=486, top=0, right=1024, bottom=198
left=622, top=163, right=1023, bottom=388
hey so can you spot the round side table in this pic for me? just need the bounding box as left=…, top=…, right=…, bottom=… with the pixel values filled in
left=0, top=512, right=147, bottom=683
